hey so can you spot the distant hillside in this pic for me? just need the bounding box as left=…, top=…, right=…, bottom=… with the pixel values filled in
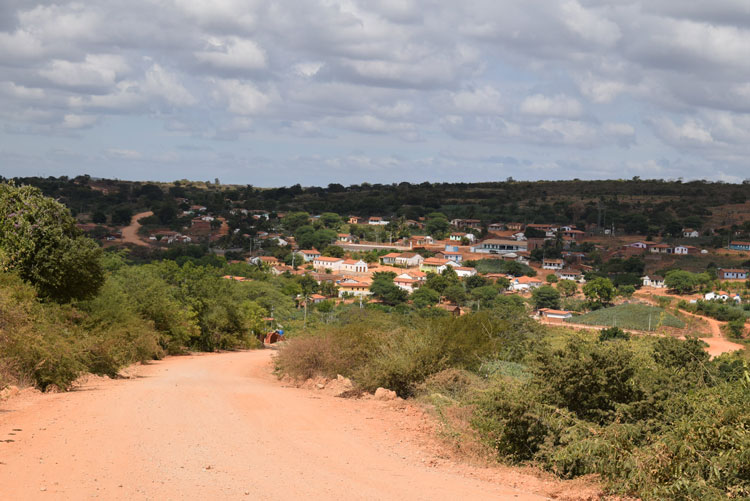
left=4, top=176, right=750, bottom=239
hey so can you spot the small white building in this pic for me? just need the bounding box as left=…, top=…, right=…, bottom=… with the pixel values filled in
left=642, top=275, right=666, bottom=288
left=454, top=266, right=477, bottom=278
left=313, top=256, right=345, bottom=271
left=298, top=249, right=321, bottom=262
left=704, top=291, right=730, bottom=301
left=556, top=269, right=584, bottom=282
left=538, top=308, right=573, bottom=322
left=341, top=259, right=368, bottom=273
left=719, top=269, right=748, bottom=280
left=512, top=276, right=543, bottom=291
left=368, top=216, right=388, bottom=225
left=380, top=252, right=401, bottom=265
left=674, top=245, right=698, bottom=255
left=449, top=232, right=476, bottom=243
left=393, top=276, right=420, bottom=293
left=436, top=251, right=463, bottom=263
left=542, top=258, right=564, bottom=270
left=683, top=229, right=700, bottom=238
left=394, top=253, right=424, bottom=268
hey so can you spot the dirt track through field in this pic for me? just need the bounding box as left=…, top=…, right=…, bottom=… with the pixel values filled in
left=120, top=211, right=152, bottom=247
left=0, top=350, right=577, bottom=500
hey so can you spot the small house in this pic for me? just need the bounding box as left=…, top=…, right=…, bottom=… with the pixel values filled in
left=538, top=308, right=573, bottom=322
left=542, top=258, right=564, bottom=270
left=718, top=269, right=748, bottom=280
left=682, top=229, right=700, bottom=238
left=642, top=275, right=666, bottom=288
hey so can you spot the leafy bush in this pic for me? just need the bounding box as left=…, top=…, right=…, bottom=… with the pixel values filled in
left=599, top=326, right=630, bottom=341
left=276, top=307, right=543, bottom=397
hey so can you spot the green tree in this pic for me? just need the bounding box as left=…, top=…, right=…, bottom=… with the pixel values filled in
left=92, top=210, right=107, bottom=224
left=443, top=284, right=468, bottom=305
left=283, top=211, right=311, bottom=232
left=599, top=326, right=629, bottom=342
left=370, top=277, right=408, bottom=305
left=322, top=245, right=344, bottom=257
left=425, top=212, right=450, bottom=237
left=545, top=273, right=558, bottom=283
left=411, top=287, right=440, bottom=308
left=320, top=281, right=339, bottom=298
left=556, top=279, right=577, bottom=297
left=583, top=277, right=616, bottom=307
left=534, top=340, right=641, bottom=424
left=531, top=285, right=561, bottom=309
left=319, top=212, right=342, bottom=229
left=465, top=274, right=491, bottom=290
left=0, top=183, right=105, bottom=302
left=664, top=270, right=710, bottom=294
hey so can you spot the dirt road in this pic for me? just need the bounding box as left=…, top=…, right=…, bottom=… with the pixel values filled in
left=120, top=211, right=153, bottom=247
left=674, top=309, right=745, bottom=358
left=635, top=290, right=744, bottom=357
left=0, top=351, right=579, bottom=500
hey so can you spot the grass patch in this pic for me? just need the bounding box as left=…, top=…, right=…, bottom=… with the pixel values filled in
left=566, top=303, right=684, bottom=331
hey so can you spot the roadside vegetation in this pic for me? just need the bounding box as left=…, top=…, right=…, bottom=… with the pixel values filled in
left=0, top=183, right=301, bottom=390
left=277, top=307, right=749, bottom=500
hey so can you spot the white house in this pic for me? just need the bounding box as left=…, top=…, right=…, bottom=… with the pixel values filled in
left=683, top=229, right=700, bottom=238
left=556, top=269, right=584, bottom=282
left=642, top=275, right=666, bottom=288
left=471, top=239, right=527, bottom=254
left=538, top=308, right=573, bottom=322
left=542, top=258, right=564, bottom=270
left=704, top=291, right=730, bottom=301
left=313, top=256, right=345, bottom=271
left=719, top=269, right=748, bottom=280
left=368, top=216, right=388, bottom=225
left=454, top=266, right=477, bottom=278
left=629, top=242, right=648, bottom=249
left=449, top=232, right=476, bottom=243
left=394, top=253, right=423, bottom=267
left=436, top=250, right=463, bottom=263
left=380, top=252, right=401, bottom=265
left=512, top=276, right=543, bottom=291
left=341, top=259, right=368, bottom=273
left=393, top=276, right=420, bottom=293
left=298, top=249, right=321, bottom=262
left=674, top=245, right=699, bottom=255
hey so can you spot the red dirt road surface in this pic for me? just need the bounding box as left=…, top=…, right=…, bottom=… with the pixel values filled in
left=119, top=210, right=152, bottom=247
left=0, top=351, right=588, bottom=500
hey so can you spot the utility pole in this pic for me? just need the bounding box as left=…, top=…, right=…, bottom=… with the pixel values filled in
left=303, top=296, right=308, bottom=328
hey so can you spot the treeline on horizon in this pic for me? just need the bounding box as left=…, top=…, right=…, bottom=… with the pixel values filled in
left=5, top=175, right=750, bottom=235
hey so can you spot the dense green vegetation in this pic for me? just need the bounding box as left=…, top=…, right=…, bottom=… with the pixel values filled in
left=7, top=175, right=750, bottom=245
left=277, top=307, right=749, bottom=499
left=0, top=182, right=317, bottom=390
left=565, top=304, right=684, bottom=331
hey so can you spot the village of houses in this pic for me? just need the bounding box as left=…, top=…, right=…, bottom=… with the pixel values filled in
left=231, top=215, right=750, bottom=324
left=92, top=203, right=749, bottom=340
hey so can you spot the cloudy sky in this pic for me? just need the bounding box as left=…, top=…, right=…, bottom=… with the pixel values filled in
left=2, top=1, right=750, bottom=186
